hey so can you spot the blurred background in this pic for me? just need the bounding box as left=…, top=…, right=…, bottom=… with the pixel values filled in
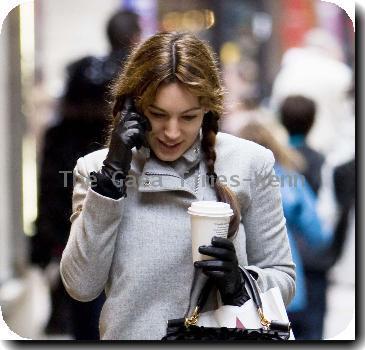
left=0, top=0, right=355, bottom=340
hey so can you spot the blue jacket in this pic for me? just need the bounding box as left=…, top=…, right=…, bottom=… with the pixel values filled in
left=275, top=164, right=331, bottom=312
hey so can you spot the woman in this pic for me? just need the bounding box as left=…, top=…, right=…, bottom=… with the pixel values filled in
left=60, top=32, right=295, bottom=340
left=239, top=121, right=331, bottom=339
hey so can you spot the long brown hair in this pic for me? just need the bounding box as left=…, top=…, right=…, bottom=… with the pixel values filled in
left=107, top=32, right=241, bottom=237
left=239, top=122, right=306, bottom=172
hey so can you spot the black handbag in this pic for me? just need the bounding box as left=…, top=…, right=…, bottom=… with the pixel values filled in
left=161, top=267, right=291, bottom=341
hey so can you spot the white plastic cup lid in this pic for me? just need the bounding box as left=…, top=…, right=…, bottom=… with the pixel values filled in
left=187, top=201, right=234, bottom=217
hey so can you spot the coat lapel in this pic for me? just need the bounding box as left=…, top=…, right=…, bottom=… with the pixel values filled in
left=137, top=135, right=202, bottom=198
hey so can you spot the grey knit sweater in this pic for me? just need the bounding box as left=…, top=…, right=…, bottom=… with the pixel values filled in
left=60, top=132, right=295, bottom=340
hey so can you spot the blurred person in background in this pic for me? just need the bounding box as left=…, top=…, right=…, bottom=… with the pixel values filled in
left=315, top=79, right=355, bottom=235
left=314, top=82, right=355, bottom=338
left=30, top=9, right=141, bottom=339
left=279, top=95, right=329, bottom=339
left=321, top=155, right=355, bottom=338
left=239, top=122, right=332, bottom=340
left=270, top=28, right=353, bottom=159
left=329, top=80, right=355, bottom=275
left=279, top=95, right=324, bottom=194
left=270, top=33, right=354, bottom=336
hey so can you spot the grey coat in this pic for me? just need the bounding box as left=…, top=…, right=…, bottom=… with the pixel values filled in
left=60, top=132, right=295, bottom=340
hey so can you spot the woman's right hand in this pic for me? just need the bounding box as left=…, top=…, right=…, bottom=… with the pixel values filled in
left=101, top=96, right=151, bottom=181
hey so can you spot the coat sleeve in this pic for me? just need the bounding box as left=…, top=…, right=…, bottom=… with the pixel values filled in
left=242, top=149, right=296, bottom=306
left=60, top=156, right=125, bottom=302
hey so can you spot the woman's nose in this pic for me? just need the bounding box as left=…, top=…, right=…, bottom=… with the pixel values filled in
left=164, top=119, right=181, bottom=140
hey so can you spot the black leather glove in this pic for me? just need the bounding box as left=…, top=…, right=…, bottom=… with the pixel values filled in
left=194, top=236, right=250, bottom=306
left=101, top=96, right=151, bottom=180
left=91, top=96, right=151, bottom=199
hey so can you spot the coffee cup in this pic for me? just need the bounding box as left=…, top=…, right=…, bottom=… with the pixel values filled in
left=187, top=201, right=233, bottom=262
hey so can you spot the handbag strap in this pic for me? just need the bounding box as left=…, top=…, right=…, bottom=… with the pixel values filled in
left=238, top=267, right=272, bottom=328
left=186, top=266, right=272, bottom=329
left=196, top=278, right=214, bottom=310
left=239, top=267, right=262, bottom=309
left=194, top=267, right=262, bottom=311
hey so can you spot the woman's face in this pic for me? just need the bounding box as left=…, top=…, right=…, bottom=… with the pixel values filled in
left=144, top=82, right=206, bottom=162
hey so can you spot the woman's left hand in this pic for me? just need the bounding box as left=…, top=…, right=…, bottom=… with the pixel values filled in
left=194, top=236, right=250, bottom=306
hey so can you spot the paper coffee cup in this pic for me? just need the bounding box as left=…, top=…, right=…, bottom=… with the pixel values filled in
left=188, top=201, right=234, bottom=262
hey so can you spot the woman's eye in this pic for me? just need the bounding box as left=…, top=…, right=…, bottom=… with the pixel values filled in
left=150, top=112, right=166, bottom=118
left=182, top=115, right=197, bottom=121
